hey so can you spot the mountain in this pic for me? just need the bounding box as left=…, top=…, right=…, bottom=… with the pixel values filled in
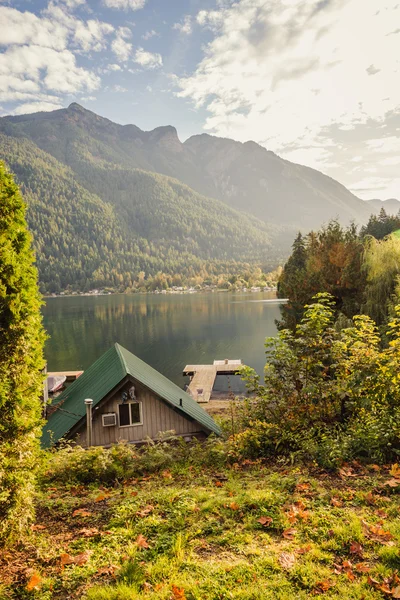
left=0, top=133, right=279, bottom=294
left=0, top=103, right=372, bottom=230
left=366, top=198, right=400, bottom=215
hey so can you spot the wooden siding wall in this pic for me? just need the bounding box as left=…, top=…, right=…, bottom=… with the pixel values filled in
left=76, top=380, right=202, bottom=447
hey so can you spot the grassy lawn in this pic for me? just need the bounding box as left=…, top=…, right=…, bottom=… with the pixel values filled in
left=1, top=461, right=400, bottom=599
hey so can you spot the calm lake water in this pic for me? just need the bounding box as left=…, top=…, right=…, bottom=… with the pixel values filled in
left=42, top=292, right=282, bottom=390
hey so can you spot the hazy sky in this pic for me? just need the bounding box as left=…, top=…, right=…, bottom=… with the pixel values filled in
left=1, top=0, right=399, bottom=199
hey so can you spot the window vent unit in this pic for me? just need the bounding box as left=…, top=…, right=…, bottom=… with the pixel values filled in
left=102, top=413, right=117, bottom=427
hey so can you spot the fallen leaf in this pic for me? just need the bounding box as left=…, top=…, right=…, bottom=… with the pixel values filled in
left=369, top=464, right=381, bottom=472
left=389, top=463, right=400, bottom=479
left=375, top=509, right=388, bottom=518
left=355, top=563, right=371, bottom=573
left=26, top=573, right=42, bottom=591
left=94, top=491, right=109, bottom=502
left=384, top=478, right=400, bottom=488
left=346, top=570, right=356, bottom=582
left=362, top=521, right=394, bottom=545
left=136, top=534, right=149, bottom=549
left=30, top=524, right=46, bottom=531
left=79, top=527, right=99, bottom=537
left=282, top=528, right=297, bottom=540
left=162, top=470, right=173, bottom=479
left=214, top=481, right=223, bottom=487
left=392, top=586, right=400, bottom=598
left=61, top=550, right=91, bottom=568
left=60, top=553, right=75, bottom=568
left=296, top=482, right=310, bottom=492
left=365, top=491, right=376, bottom=505
left=349, top=541, right=364, bottom=558
left=257, top=516, right=273, bottom=527
left=229, top=502, right=240, bottom=511
left=297, top=544, right=312, bottom=555
left=74, top=551, right=91, bottom=566
left=279, top=552, right=295, bottom=570
left=379, top=583, right=392, bottom=595
left=136, top=505, right=154, bottom=518
left=330, top=497, right=343, bottom=508
left=72, top=509, right=92, bottom=518
left=314, top=579, right=334, bottom=593
left=171, top=584, right=186, bottom=599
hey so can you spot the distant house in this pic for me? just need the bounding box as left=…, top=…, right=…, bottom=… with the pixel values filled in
left=42, top=343, right=221, bottom=448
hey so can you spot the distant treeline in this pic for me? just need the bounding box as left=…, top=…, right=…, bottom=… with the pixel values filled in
left=278, top=209, right=400, bottom=331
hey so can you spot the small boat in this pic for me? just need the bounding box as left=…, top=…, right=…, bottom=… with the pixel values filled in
left=47, top=375, right=67, bottom=394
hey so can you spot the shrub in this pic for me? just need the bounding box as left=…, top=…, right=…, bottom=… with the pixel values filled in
left=236, top=293, right=400, bottom=468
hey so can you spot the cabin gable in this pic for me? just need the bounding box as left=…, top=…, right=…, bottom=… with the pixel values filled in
left=75, top=377, right=205, bottom=447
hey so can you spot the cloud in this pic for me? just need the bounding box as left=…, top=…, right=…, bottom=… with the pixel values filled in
left=134, top=47, right=162, bottom=69
left=180, top=0, right=400, bottom=198
left=0, top=6, right=68, bottom=50
left=0, top=1, right=114, bottom=113
left=12, top=100, right=64, bottom=115
left=111, top=27, right=132, bottom=61
left=173, top=15, right=192, bottom=35
left=103, top=0, right=146, bottom=10
left=0, top=44, right=100, bottom=105
left=366, top=64, right=380, bottom=75
left=142, top=29, right=158, bottom=40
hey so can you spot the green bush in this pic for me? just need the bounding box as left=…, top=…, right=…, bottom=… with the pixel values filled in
left=42, top=435, right=227, bottom=485
left=235, top=293, right=400, bottom=469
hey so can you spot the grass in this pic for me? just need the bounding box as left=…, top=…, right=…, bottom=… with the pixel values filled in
left=1, top=460, right=400, bottom=599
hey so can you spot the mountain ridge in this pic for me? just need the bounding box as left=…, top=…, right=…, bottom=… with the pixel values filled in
left=0, top=103, right=373, bottom=230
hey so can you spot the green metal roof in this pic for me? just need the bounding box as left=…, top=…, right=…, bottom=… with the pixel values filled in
left=42, top=343, right=221, bottom=447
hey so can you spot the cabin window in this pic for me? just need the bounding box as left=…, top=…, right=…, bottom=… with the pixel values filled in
left=118, top=402, right=142, bottom=427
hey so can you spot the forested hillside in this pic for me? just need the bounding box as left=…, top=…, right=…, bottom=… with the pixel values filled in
left=0, top=103, right=372, bottom=232
left=0, top=134, right=280, bottom=294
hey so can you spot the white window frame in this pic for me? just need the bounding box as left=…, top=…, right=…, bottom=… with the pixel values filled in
left=118, top=401, right=143, bottom=428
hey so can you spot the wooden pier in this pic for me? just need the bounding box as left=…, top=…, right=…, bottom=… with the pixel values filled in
left=183, top=359, right=242, bottom=403
left=47, top=371, right=83, bottom=382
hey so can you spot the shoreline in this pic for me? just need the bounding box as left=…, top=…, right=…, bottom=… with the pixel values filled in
left=43, top=288, right=278, bottom=299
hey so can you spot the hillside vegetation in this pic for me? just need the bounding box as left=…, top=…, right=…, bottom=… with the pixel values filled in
left=0, top=134, right=280, bottom=294
left=0, top=103, right=372, bottom=230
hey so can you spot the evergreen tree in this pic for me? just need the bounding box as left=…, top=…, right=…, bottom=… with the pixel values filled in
left=0, top=162, right=46, bottom=541
left=277, top=232, right=309, bottom=329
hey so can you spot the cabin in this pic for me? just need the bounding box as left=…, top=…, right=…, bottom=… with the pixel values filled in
left=41, top=343, right=221, bottom=448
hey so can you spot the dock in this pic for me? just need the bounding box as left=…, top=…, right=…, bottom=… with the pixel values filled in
left=47, top=371, right=83, bottom=382
left=183, top=359, right=242, bottom=403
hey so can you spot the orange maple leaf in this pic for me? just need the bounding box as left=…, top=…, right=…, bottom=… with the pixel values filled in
left=72, top=508, right=92, bottom=517
left=26, top=573, right=42, bottom=591
left=136, top=534, right=150, bottom=549
left=257, top=516, right=273, bottom=527
left=282, top=528, right=297, bottom=540
left=94, top=491, right=109, bottom=502
left=171, top=584, right=186, bottom=599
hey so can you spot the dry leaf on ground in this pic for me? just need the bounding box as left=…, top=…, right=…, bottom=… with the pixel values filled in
left=136, top=534, right=150, bottom=549
left=26, top=573, right=42, bottom=591
left=278, top=552, right=295, bottom=570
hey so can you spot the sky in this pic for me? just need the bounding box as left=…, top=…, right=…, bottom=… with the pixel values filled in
left=0, top=0, right=399, bottom=200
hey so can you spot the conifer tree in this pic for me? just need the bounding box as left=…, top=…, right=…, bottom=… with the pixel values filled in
left=0, top=161, right=46, bottom=541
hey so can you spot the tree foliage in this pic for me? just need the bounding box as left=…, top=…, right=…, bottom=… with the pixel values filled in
left=278, top=221, right=365, bottom=329
left=0, top=161, right=46, bottom=541
left=239, top=293, right=400, bottom=467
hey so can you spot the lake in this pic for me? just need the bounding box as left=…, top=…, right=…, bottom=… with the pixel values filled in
left=42, top=292, right=282, bottom=390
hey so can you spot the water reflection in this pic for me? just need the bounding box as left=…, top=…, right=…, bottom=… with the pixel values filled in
left=42, top=292, right=281, bottom=387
